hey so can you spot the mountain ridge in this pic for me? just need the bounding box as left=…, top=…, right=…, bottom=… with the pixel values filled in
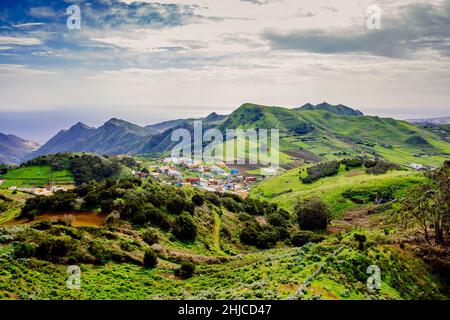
left=295, top=102, right=364, bottom=116
left=15, top=103, right=450, bottom=168
left=0, top=132, right=40, bottom=164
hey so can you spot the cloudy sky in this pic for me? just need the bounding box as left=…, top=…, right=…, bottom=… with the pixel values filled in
left=0, top=0, right=450, bottom=142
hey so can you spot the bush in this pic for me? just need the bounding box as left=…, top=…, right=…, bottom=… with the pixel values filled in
left=35, top=237, right=76, bottom=261
left=176, top=261, right=195, bottom=278
left=291, top=231, right=325, bottom=246
left=167, top=196, right=186, bottom=214
left=365, top=160, right=400, bottom=175
left=219, top=225, right=232, bottom=239
left=267, top=212, right=287, bottom=227
left=32, top=220, right=53, bottom=230
left=240, top=223, right=278, bottom=249
left=192, top=194, right=205, bottom=206
left=354, top=233, right=367, bottom=250
left=296, top=197, right=330, bottom=231
left=340, top=158, right=363, bottom=168
left=301, top=161, right=340, bottom=184
left=206, top=193, right=221, bottom=206
left=144, top=205, right=171, bottom=230
left=240, top=224, right=259, bottom=246
left=222, top=197, right=242, bottom=213
left=142, top=229, right=159, bottom=245
left=143, top=249, right=158, bottom=268
left=0, top=200, right=7, bottom=212
left=13, top=242, right=36, bottom=258
left=173, top=212, right=197, bottom=241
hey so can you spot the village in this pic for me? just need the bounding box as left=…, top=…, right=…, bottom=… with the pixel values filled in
left=132, top=157, right=260, bottom=198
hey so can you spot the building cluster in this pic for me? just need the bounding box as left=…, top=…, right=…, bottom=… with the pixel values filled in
left=8, top=184, right=67, bottom=196
left=132, top=157, right=258, bottom=198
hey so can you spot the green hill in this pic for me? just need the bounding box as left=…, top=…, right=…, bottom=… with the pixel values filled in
left=251, top=166, right=424, bottom=214
left=220, top=103, right=450, bottom=169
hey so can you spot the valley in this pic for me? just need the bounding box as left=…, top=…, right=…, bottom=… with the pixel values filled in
left=0, top=103, right=449, bottom=300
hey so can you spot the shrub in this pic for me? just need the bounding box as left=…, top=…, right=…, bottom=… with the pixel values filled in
left=267, top=212, right=287, bottom=227
left=240, top=224, right=259, bottom=246
left=176, top=261, right=195, bottom=278
left=354, top=233, right=367, bottom=250
left=143, top=249, right=158, bottom=268
left=301, top=161, right=340, bottom=184
left=206, top=193, right=221, bottom=206
left=240, top=223, right=278, bottom=249
left=365, top=160, right=400, bottom=175
left=144, top=206, right=171, bottom=230
left=222, top=197, right=242, bottom=213
left=340, top=158, right=363, bottom=168
left=167, top=196, right=186, bottom=214
left=256, top=230, right=278, bottom=249
left=32, top=220, right=53, bottom=230
left=12, top=242, right=36, bottom=259
left=295, top=197, right=330, bottom=231
left=142, top=229, right=159, bottom=245
left=0, top=200, right=7, bottom=212
left=219, top=225, right=232, bottom=239
left=290, top=231, right=325, bottom=246
left=192, top=194, right=205, bottom=206
left=35, top=237, right=76, bottom=261
left=173, top=212, right=197, bottom=241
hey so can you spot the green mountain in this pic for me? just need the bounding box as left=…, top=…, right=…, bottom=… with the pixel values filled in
left=26, top=103, right=450, bottom=168
left=221, top=103, right=450, bottom=168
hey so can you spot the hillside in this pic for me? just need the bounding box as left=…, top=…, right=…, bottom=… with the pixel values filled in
left=220, top=103, right=450, bottom=168
left=251, top=165, right=424, bottom=214
left=0, top=161, right=448, bottom=300
left=0, top=133, right=39, bottom=164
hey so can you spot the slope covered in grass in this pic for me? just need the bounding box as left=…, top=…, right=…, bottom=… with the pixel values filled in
left=0, top=166, right=73, bottom=189
left=250, top=167, right=425, bottom=215
left=217, top=103, right=450, bottom=169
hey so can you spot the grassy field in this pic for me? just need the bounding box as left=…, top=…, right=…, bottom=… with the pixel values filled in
left=250, top=167, right=425, bottom=215
left=0, top=166, right=74, bottom=189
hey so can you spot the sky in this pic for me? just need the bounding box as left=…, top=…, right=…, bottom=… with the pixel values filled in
left=0, top=0, right=450, bottom=143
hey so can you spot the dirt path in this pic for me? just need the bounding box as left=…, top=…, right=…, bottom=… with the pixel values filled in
left=328, top=205, right=382, bottom=233
left=5, top=212, right=106, bottom=227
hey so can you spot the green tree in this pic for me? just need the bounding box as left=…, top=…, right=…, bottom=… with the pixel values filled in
left=401, top=161, right=449, bottom=245
left=173, top=212, right=197, bottom=241
left=143, top=249, right=158, bottom=268
left=295, top=197, right=330, bottom=231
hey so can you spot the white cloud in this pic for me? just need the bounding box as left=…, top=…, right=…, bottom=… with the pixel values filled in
left=0, top=36, right=42, bottom=46
left=13, top=22, right=46, bottom=28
